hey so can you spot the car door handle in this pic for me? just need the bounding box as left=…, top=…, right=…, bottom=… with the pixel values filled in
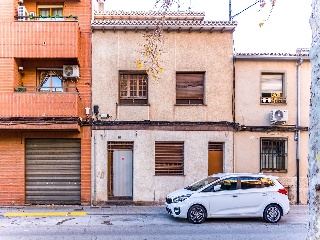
left=262, top=193, right=267, bottom=196
left=233, top=195, right=238, bottom=197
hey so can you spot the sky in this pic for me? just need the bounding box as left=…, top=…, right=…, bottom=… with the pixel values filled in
left=102, top=0, right=312, bottom=53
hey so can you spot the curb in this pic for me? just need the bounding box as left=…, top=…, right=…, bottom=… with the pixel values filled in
left=4, top=211, right=87, bottom=217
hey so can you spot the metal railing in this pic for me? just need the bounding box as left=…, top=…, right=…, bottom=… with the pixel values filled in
left=16, top=15, right=78, bottom=21
left=14, top=86, right=78, bottom=93
left=260, top=97, right=287, bottom=104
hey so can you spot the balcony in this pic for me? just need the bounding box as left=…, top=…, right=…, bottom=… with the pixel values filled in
left=0, top=88, right=81, bottom=131
left=261, top=97, right=287, bottom=104
left=0, top=18, right=80, bottom=59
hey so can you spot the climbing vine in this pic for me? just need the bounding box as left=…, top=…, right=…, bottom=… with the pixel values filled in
left=137, top=0, right=181, bottom=80
left=138, top=0, right=276, bottom=79
left=258, top=0, right=276, bottom=27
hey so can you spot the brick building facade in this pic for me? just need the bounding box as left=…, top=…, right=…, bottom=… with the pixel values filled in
left=0, top=0, right=91, bottom=205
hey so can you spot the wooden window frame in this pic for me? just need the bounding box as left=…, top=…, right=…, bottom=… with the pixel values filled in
left=119, top=72, right=148, bottom=105
left=176, top=72, right=205, bottom=105
left=155, top=141, right=184, bottom=176
left=260, top=72, right=286, bottom=104
left=37, top=69, right=65, bottom=92
left=260, top=138, right=287, bottom=172
left=37, top=4, right=64, bottom=18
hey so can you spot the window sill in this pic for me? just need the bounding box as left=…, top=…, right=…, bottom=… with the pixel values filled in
left=154, top=174, right=185, bottom=176
left=260, top=103, right=287, bottom=105
left=118, top=104, right=150, bottom=106
left=175, top=104, right=207, bottom=106
left=260, top=170, right=287, bottom=173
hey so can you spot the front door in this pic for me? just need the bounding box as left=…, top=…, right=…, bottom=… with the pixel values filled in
left=112, top=150, right=133, bottom=197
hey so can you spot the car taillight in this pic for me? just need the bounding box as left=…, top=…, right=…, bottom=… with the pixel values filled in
left=278, top=188, right=288, bottom=195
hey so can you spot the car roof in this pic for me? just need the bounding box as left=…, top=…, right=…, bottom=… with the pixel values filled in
left=209, top=173, right=279, bottom=179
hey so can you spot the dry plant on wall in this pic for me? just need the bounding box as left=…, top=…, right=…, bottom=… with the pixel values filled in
left=258, top=0, right=276, bottom=27
left=137, top=0, right=181, bottom=81
left=230, top=0, right=276, bottom=26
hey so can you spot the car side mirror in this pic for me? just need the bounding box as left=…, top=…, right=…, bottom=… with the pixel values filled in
left=214, top=185, right=221, bottom=191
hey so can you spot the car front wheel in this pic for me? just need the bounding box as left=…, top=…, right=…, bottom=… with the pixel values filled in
left=263, top=204, right=282, bottom=223
left=187, top=204, right=207, bottom=224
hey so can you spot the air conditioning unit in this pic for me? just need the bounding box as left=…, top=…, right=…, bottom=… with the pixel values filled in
left=270, top=110, right=288, bottom=125
left=18, top=6, right=28, bottom=21
left=63, top=65, right=79, bottom=78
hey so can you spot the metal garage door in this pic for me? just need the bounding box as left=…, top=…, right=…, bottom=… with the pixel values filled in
left=26, top=139, right=81, bottom=205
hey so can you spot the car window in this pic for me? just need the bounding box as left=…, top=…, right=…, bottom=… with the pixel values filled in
left=185, top=177, right=220, bottom=191
left=240, top=177, right=264, bottom=189
left=203, top=177, right=238, bottom=192
left=261, top=177, right=275, bottom=187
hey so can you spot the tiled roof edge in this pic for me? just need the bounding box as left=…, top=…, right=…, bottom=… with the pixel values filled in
left=94, top=10, right=206, bottom=17
left=92, top=19, right=237, bottom=25
left=235, top=52, right=309, bottom=57
left=234, top=52, right=310, bottom=60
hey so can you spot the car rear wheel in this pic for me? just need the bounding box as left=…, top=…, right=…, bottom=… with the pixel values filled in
left=187, top=204, right=207, bottom=224
left=263, top=204, right=282, bottom=223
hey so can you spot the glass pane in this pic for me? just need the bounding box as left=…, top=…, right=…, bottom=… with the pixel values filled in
left=119, top=74, right=148, bottom=101
left=39, top=8, right=50, bottom=17
left=120, top=76, right=128, bottom=98
left=52, top=76, right=62, bottom=92
left=261, top=74, right=283, bottom=93
left=240, top=177, right=263, bottom=189
left=52, top=8, right=63, bottom=17
left=218, top=177, right=238, bottom=191
left=40, top=77, right=50, bottom=92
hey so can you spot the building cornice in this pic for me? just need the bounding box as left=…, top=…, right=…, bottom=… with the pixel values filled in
left=234, top=52, right=310, bottom=61
left=92, top=11, right=237, bottom=33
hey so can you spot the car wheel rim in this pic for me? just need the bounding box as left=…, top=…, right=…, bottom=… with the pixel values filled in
left=266, top=206, right=281, bottom=222
left=190, top=206, right=205, bottom=223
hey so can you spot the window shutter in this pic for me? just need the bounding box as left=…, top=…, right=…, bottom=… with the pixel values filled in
left=261, top=74, right=283, bottom=93
left=155, top=142, right=184, bottom=175
left=176, top=73, right=204, bottom=100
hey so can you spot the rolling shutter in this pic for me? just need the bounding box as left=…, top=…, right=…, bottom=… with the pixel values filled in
left=176, top=73, right=204, bottom=104
left=155, top=141, right=184, bottom=175
left=26, top=139, right=81, bottom=205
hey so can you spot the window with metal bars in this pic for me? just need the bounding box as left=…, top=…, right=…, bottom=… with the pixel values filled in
left=260, top=138, right=287, bottom=172
left=155, top=142, right=184, bottom=175
left=176, top=72, right=204, bottom=105
left=119, top=73, right=148, bottom=105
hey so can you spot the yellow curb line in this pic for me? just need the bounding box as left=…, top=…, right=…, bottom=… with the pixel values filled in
left=4, top=212, right=87, bottom=217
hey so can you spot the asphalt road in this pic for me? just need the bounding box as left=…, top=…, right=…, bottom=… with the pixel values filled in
left=0, top=205, right=308, bottom=240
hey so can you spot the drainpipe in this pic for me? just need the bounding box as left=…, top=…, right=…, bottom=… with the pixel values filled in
left=232, top=56, right=236, bottom=173
left=93, top=131, right=97, bottom=206
left=295, top=58, right=303, bottom=205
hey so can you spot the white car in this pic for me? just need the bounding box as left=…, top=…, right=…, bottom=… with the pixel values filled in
left=165, top=173, right=290, bottom=224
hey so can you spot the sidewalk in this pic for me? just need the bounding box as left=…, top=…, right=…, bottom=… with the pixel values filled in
left=0, top=204, right=167, bottom=217
left=0, top=204, right=307, bottom=217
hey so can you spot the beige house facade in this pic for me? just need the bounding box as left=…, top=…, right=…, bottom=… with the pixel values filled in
left=234, top=53, right=310, bottom=204
left=91, top=11, right=237, bottom=204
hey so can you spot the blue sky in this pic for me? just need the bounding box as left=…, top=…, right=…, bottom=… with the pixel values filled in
left=103, top=0, right=312, bottom=53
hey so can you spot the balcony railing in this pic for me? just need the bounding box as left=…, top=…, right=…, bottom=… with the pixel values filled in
left=16, top=15, right=78, bottom=21
left=260, top=97, right=287, bottom=104
left=6, top=20, right=80, bottom=58
left=0, top=88, right=79, bottom=118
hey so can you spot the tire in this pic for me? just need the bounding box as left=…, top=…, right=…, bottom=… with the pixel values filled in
left=187, top=204, right=207, bottom=224
left=263, top=204, right=282, bottom=223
